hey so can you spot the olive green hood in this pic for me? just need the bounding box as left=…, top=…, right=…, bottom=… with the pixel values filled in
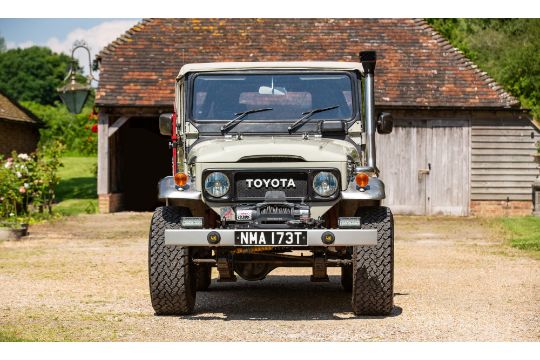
left=187, top=136, right=358, bottom=163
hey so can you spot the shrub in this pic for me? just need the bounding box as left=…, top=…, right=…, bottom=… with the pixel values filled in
left=21, top=100, right=97, bottom=156
left=0, top=141, right=64, bottom=225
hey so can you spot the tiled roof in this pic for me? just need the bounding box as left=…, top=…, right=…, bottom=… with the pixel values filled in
left=0, top=90, right=38, bottom=124
left=96, top=18, right=519, bottom=109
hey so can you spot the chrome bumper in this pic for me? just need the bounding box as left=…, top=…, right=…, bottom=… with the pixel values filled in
left=164, top=228, right=377, bottom=247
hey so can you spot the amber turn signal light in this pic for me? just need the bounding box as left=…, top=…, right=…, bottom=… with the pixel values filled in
left=355, top=173, right=369, bottom=188
left=174, top=172, right=189, bottom=187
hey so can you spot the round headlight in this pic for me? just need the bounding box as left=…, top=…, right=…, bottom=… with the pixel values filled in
left=313, top=171, right=338, bottom=197
left=204, top=172, right=230, bottom=198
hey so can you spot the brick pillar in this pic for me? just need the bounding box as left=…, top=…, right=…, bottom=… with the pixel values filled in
left=98, top=193, right=125, bottom=213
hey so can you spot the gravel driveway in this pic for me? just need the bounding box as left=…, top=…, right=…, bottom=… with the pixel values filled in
left=0, top=213, right=538, bottom=341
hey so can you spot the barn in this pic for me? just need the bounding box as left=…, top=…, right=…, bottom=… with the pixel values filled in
left=0, top=89, right=40, bottom=157
left=95, top=18, right=540, bottom=216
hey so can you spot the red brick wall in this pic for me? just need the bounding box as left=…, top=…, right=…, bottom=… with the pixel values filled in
left=0, top=121, right=39, bottom=157
left=98, top=193, right=124, bottom=213
left=470, top=200, right=532, bottom=217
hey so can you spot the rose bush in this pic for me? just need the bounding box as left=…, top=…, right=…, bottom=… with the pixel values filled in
left=0, top=141, right=64, bottom=225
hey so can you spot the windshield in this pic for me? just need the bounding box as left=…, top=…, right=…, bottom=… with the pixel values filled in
left=191, top=73, right=355, bottom=121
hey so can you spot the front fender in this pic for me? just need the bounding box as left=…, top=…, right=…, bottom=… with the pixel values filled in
left=340, top=177, right=385, bottom=200
left=158, top=176, right=201, bottom=201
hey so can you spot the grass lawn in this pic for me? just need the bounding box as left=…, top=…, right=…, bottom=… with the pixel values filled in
left=54, top=156, right=98, bottom=216
left=0, top=329, right=28, bottom=342
left=494, top=216, right=540, bottom=258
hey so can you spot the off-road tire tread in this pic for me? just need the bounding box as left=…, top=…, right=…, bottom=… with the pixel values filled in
left=352, top=206, right=394, bottom=316
left=149, top=206, right=196, bottom=315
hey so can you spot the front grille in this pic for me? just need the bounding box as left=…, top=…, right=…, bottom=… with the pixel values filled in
left=235, top=172, right=308, bottom=201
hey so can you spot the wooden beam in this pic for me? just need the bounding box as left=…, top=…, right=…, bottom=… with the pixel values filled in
left=472, top=168, right=539, bottom=175
left=108, top=116, right=130, bottom=137
left=471, top=194, right=532, bottom=201
left=97, top=112, right=109, bottom=195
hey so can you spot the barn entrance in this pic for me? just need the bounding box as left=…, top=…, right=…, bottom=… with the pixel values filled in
left=114, top=117, right=171, bottom=211
left=377, top=118, right=470, bottom=215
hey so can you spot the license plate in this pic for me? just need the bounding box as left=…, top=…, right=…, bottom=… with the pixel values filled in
left=234, top=231, right=307, bottom=246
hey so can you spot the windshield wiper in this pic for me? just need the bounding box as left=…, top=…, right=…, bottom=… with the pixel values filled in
left=220, top=107, right=273, bottom=133
left=288, top=105, right=340, bottom=133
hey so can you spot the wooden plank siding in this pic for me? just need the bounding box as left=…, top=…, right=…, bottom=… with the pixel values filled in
left=426, top=119, right=470, bottom=216
left=471, top=116, right=539, bottom=201
left=377, top=119, right=429, bottom=215
left=377, top=109, right=537, bottom=214
left=376, top=112, right=470, bottom=216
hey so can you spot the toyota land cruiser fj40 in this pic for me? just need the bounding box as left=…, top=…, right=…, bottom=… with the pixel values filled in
left=149, top=51, right=395, bottom=316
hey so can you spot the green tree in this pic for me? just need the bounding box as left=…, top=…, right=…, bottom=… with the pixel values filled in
left=22, top=100, right=97, bottom=156
left=0, top=35, right=6, bottom=52
left=427, top=19, right=540, bottom=120
left=0, top=46, right=82, bottom=105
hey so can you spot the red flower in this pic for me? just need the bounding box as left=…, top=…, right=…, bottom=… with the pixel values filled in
left=88, top=108, right=99, bottom=122
left=91, top=124, right=98, bottom=133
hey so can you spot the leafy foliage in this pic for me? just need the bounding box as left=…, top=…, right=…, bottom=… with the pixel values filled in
left=0, top=46, right=82, bottom=105
left=0, top=141, right=64, bottom=224
left=22, top=100, right=98, bottom=155
left=0, top=35, right=6, bottom=52
left=427, top=19, right=540, bottom=120
left=0, top=45, right=96, bottom=155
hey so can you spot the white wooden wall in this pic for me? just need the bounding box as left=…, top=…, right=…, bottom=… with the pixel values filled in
left=428, top=120, right=470, bottom=215
left=376, top=115, right=470, bottom=216
left=376, top=120, right=429, bottom=215
left=471, top=117, right=540, bottom=201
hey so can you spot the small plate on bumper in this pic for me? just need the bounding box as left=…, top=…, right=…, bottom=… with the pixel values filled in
left=235, top=230, right=307, bottom=246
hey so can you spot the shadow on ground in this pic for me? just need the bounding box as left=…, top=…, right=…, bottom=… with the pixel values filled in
left=55, top=177, right=97, bottom=201
left=184, top=275, right=403, bottom=321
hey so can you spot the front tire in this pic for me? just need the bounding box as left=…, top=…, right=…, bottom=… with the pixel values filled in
left=351, top=206, right=394, bottom=316
left=149, top=206, right=196, bottom=315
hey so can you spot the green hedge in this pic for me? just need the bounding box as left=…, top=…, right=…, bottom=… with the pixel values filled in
left=22, top=100, right=97, bottom=156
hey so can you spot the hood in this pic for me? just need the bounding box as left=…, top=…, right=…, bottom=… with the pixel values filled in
left=188, top=136, right=358, bottom=163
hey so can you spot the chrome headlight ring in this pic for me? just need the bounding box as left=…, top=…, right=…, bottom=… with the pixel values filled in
left=312, top=171, right=338, bottom=197
left=204, top=171, right=230, bottom=198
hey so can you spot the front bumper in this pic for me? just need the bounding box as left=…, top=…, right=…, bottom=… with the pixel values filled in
left=164, top=228, right=377, bottom=247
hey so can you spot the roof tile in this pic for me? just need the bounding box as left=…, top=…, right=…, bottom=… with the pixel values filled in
left=0, top=90, right=38, bottom=124
left=96, top=18, right=519, bottom=109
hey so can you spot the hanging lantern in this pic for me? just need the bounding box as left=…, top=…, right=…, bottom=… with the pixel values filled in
left=58, top=75, right=91, bottom=114
left=57, top=40, right=96, bottom=114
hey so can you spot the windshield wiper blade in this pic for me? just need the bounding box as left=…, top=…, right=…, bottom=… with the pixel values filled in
left=221, top=107, right=273, bottom=133
left=288, top=105, right=340, bottom=133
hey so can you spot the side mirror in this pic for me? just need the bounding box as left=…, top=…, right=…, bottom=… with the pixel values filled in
left=159, top=113, right=173, bottom=136
left=377, top=112, right=393, bottom=134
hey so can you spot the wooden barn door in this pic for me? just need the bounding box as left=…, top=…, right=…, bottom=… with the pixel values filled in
left=377, top=118, right=470, bottom=215
left=377, top=119, right=429, bottom=215
left=426, top=120, right=470, bottom=216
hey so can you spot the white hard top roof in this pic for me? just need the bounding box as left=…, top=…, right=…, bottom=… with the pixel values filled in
left=177, top=61, right=364, bottom=79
